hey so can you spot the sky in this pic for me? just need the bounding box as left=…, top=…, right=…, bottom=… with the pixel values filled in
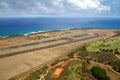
left=0, top=0, right=120, bottom=17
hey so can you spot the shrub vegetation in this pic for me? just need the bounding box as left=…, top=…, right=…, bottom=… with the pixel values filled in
left=25, top=66, right=48, bottom=80
left=109, top=60, right=120, bottom=73
left=91, top=66, right=110, bottom=80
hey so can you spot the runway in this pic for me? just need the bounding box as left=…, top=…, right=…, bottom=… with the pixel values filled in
left=0, top=33, right=98, bottom=58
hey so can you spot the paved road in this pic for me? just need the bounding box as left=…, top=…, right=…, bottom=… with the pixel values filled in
left=0, top=33, right=99, bottom=58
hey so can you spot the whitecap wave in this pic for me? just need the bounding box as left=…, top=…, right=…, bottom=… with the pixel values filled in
left=23, top=28, right=74, bottom=36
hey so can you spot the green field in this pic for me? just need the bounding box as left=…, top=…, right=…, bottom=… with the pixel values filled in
left=87, top=36, right=120, bottom=53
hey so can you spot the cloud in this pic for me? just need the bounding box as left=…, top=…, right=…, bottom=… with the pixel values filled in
left=0, top=0, right=119, bottom=17
left=52, top=0, right=64, bottom=8
left=0, top=1, right=8, bottom=7
left=29, top=2, right=54, bottom=14
left=67, top=0, right=110, bottom=11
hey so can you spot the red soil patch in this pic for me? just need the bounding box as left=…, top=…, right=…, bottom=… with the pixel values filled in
left=0, top=44, right=13, bottom=48
left=51, top=68, right=64, bottom=78
left=50, top=61, right=70, bottom=79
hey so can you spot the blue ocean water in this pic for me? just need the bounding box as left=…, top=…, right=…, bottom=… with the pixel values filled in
left=0, top=17, right=120, bottom=36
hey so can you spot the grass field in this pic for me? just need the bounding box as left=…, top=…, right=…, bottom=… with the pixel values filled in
left=87, top=36, right=120, bottom=53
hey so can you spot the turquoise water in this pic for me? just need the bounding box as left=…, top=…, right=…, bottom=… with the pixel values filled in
left=0, top=17, right=120, bottom=36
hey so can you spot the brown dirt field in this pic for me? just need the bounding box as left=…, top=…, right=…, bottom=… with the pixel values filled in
left=88, top=61, right=120, bottom=80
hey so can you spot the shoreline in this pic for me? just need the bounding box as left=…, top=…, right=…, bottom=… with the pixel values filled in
left=0, top=28, right=72, bottom=38
left=0, top=28, right=120, bottom=39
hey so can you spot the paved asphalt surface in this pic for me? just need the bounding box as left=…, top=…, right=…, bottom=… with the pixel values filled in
left=0, top=33, right=99, bottom=58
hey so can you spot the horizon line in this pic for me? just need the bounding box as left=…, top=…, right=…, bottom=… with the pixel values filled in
left=0, top=15, right=120, bottom=18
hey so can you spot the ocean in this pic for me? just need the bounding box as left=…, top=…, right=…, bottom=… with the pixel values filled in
left=0, top=17, right=120, bottom=36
